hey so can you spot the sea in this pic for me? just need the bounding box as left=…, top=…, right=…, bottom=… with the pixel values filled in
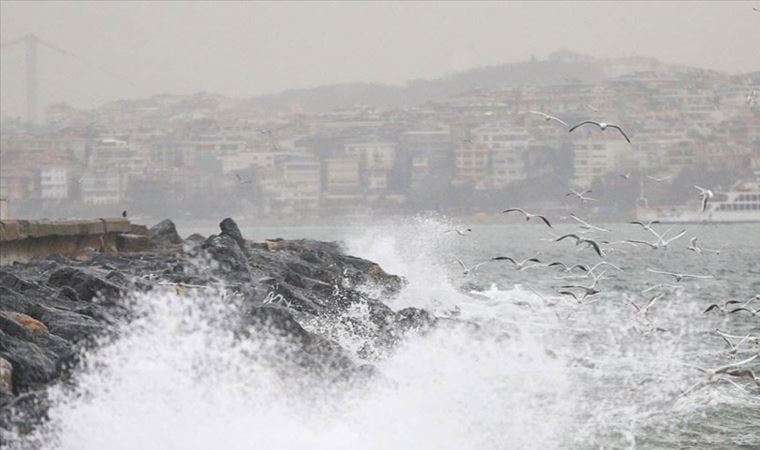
left=13, top=216, right=760, bottom=449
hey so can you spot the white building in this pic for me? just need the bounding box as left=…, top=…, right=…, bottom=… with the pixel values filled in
left=472, top=123, right=531, bottom=187
left=571, top=137, right=631, bottom=187
left=81, top=170, right=126, bottom=205
left=39, top=167, right=69, bottom=200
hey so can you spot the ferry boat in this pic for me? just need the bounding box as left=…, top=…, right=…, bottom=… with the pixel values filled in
left=635, top=178, right=760, bottom=224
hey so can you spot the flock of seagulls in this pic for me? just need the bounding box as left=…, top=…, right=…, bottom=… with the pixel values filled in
left=445, top=117, right=758, bottom=393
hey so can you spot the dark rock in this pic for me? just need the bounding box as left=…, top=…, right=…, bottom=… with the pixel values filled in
left=48, top=267, right=124, bottom=302
left=34, top=307, right=105, bottom=343
left=147, top=219, right=182, bottom=246
left=56, top=286, right=81, bottom=302
left=219, top=217, right=246, bottom=250
left=395, top=307, right=438, bottom=333
left=185, top=233, right=206, bottom=243
left=202, top=234, right=250, bottom=276
left=0, top=332, right=58, bottom=390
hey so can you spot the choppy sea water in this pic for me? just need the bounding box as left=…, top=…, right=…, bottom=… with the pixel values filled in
left=15, top=217, right=760, bottom=449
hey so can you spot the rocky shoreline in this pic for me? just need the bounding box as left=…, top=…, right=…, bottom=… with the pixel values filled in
left=0, top=218, right=440, bottom=441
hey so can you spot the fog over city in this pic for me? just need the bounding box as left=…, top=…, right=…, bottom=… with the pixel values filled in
left=0, top=1, right=758, bottom=224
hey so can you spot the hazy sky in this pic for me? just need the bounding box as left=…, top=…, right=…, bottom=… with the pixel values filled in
left=1, top=1, right=758, bottom=118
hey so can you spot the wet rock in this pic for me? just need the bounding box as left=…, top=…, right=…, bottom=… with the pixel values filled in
left=395, top=307, right=438, bottom=334
left=219, top=217, right=246, bottom=251
left=0, top=357, right=11, bottom=396
left=48, top=267, right=123, bottom=302
left=202, top=234, right=250, bottom=275
left=0, top=312, right=49, bottom=338
left=185, top=233, right=206, bottom=243
left=33, top=306, right=104, bottom=343
left=148, top=219, right=182, bottom=246
left=0, top=332, right=58, bottom=390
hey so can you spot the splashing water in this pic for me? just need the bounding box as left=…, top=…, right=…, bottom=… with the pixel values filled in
left=11, top=220, right=760, bottom=449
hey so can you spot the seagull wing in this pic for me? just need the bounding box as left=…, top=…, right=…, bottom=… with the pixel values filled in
left=568, top=121, right=600, bottom=133
left=492, top=256, right=517, bottom=266
left=453, top=257, right=467, bottom=271
left=555, top=234, right=581, bottom=243
left=608, top=124, right=631, bottom=143
left=502, top=208, right=527, bottom=218
left=703, top=304, right=721, bottom=314
left=548, top=262, right=568, bottom=270
left=582, top=239, right=604, bottom=258
left=663, top=229, right=687, bottom=245
left=713, top=354, right=759, bottom=375
left=547, top=115, right=569, bottom=127
left=627, top=239, right=657, bottom=249
left=535, top=215, right=553, bottom=228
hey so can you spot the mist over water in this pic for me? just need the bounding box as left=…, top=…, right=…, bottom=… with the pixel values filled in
left=13, top=218, right=760, bottom=449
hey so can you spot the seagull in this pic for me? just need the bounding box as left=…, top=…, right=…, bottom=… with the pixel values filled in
left=646, top=175, right=670, bottom=183
left=641, top=283, right=681, bottom=294
left=703, top=299, right=742, bottom=314
left=619, top=172, right=631, bottom=180
left=568, top=120, right=631, bottom=143
left=646, top=268, right=713, bottom=282
left=686, top=354, right=759, bottom=377
left=555, top=234, right=605, bottom=257
left=629, top=220, right=660, bottom=234
left=257, top=128, right=273, bottom=136
left=715, top=332, right=753, bottom=358
left=502, top=208, right=552, bottom=228
left=528, top=111, right=569, bottom=127
left=492, top=255, right=542, bottom=271
left=729, top=306, right=759, bottom=316
left=558, top=270, right=608, bottom=302
left=694, top=185, right=714, bottom=212
left=565, top=189, right=598, bottom=203
left=627, top=294, right=663, bottom=317
left=569, top=213, right=609, bottom=233
left=682, top=354, right=760, bottom=395
left=445, top=228, right=472, bottom=236
left=627, top=229, right=686, bottom=250
left=548, top=262, right=589, bottom=273
left=454, top=257, right=490, bottom=276
left=121, top=210, right=127, bottom=219
left=236, top=173, right=253, bottom=184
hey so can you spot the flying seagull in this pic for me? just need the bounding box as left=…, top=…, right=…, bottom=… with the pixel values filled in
left=568, top=120, right=631, bottom=143
left=627, top=229, right=686, bottom=250
left=566, top=189, right=598, bottom=204
left=454, top=257, right=490, bottom=276
left=528, top=111, right=569, bottom=127
left=646, top=175, right=670, bottom=183
left=554, top=233, right=605, bottom=258
left=569, top=213, right=609, bottom=233
left=492, top=255, right=542, bottom=271
left=687, top=236, right=722, bottom=255
left=627, top=294, right=663, bottom=317
left=629, top=220, right=660, bottom=234
left=548, top=262, right=589, bottom=273
left=619, top=172, right=631, bottom=180
left=694, top=185, right=714, bottom=212
left=502, top=208, right=552, bottom=228
left=682, top=354, right=760, bottom=395
left=445, top=228, right=472, bottom=236
left=729, top=307, right=759, bottom=316
left=703, top=299, right=742, bottom=314
left=646, top=268, right=713, bottom=282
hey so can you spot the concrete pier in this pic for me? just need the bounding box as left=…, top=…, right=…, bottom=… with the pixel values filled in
left=0, top=218, right=138, bottom=265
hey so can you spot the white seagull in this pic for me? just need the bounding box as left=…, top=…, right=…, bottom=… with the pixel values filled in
left=454, top=257, right=490, bottom=276
left=566, top=189, right=598, bottom=204
left=502, top=208, right=553, bottom=228
left=445, top=228, right=472, bottom=236
left=568, top=120, right=631, bottom=143
left=491, top=255, right=542, bottom=271
left=694, top=185, right=714, bottom=212
left=569, top=213, right=609, bottom=233
left=646, top=268, right=713, bottom=282
left=528, top=111, right=569, bottom=127
left=646, top=175, right=670, bottom=183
